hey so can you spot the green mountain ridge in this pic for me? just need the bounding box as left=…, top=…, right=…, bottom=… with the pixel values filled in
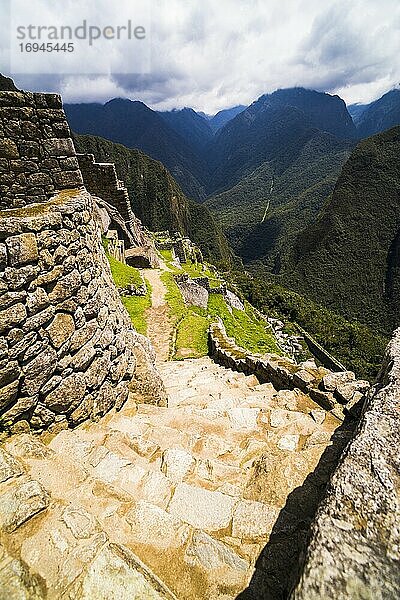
left=285, top=126, right=400, bottom=334
left=206, top=130, right=354, bottom=270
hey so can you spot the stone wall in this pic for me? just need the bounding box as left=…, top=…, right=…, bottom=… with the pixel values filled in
left=291, top=328, right=400, bottom=599
left=0, top=189, right=166, bottom=433
left=77, top=153, right=145, bottom=247
left=208, top=322, right=369, bottom=421
left=0, top=92, right=83, bottom=210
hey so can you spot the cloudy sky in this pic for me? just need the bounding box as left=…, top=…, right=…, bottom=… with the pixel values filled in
left=1, top=0, right=400, bottom=112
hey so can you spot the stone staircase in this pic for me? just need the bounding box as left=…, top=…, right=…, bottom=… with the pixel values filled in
left=0, top=357, right=342, bottom=599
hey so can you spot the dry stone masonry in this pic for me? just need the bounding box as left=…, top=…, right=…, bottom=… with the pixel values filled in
left=77, top=153, right=147, bottom=248
left=0, top=189, right=165, bottom=432
left=0, top=87, right=166, bottom=434
left=208, top=321, right=370, bottom=422
left=0, top=92, right=83, bottom=209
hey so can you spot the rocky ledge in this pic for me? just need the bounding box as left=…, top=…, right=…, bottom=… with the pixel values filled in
left=291, top=327, right=400, bottom=599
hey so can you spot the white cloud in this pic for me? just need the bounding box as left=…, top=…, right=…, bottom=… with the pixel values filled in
left=2, top=0, right=400, bottom=111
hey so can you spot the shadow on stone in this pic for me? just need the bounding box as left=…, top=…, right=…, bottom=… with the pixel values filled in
left=236, top=417, right=357, bottom=600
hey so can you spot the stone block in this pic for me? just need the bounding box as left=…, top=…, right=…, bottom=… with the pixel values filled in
left=53, top=170, right=83, bottom=188
left=169, top=483, right=237, bottom=531
left=0, top=478, right=49, bottom=532
left=232, top=500, right=280, bottom=540
left=0, top=448, right=24, bottom=482
left=0, top=139, right=19, bottom=158
left=46, top=312, right=75, bottom=348
left=126, top=500, right=190, bottom=549
left=0, top=302, right=27, bottom=333
left=21, top=347, right=57, bottom=396
left=6, top=233, right=38, bottom=266
left=185, top=530, right=248, bottom=571
left=45, top=373, right=87, bottom=412
left=161, top=447, right=195, bottom=483
left=0, top=380, right=20, bottom=410
left=43, top=138, right=75, bottom=157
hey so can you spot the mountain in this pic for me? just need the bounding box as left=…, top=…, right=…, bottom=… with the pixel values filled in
left=206, top=130, right=354, bottom=269
left=209, top=105, right=247, bottom=132
left=347, top=102, right=369, bottom=125
left=65, top=98, right=207, bottom=201
left=356, top=89, right=400, bottom=138
left=206, top=88, right=357, bottom=195
left=285, top=126, right=400, bottom=334
left=158, top=107, right=213, bottom=154
left=0, top=73, right=18, bottom=91
left=73, top=133, right=233, bottom=269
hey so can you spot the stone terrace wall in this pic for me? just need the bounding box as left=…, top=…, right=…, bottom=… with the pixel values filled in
left=77, top=153, right=145, bottom=247
left=208, top=322, right=369, bottom=421
left=0, top=92, right=83, bottom=209
left=0, top=189, right=166, bottom=433
left=291, top=328, right=400, bottom=599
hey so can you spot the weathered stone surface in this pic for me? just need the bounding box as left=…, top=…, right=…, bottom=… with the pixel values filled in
left=0, top=543, right=45, bottom=600
left=0, top=478, right=49, bottom=532
left=228, top=407, right=260, bottom=430
left=224, top=290, right=244, bottom=311
left=46, top=312, right=75, bottom=348
left=161, top=447, right=195, bottom=483
left=48, top=269, right=81, bottom=302
left=70, top=543, right=175, bottom=599
left=178, top=280, right=209, bottom=309
left=322, top=370, right=355, bottom=392
left=26, top=287, right=49, bottom=314
left=277, top=434, right=300, bottom=451
left=169, top=483, right=236, bottom=531
left=139, top=471, right=172, bottom=509
left=0, top=302, right=27, bottom=333
left=292, top=329, right=400, bottom=600
left=0, top=447, right=24, bottom=482
left=185, top=530, right=248, bottom=571
left=62, top=505, right=101, bottom=539
left=6, top=233, right=38, bottom=266
left=232, top=500, right=280, bottom=540
left=126, top=500, right=190, bottom=549
left=0, top=379, right=20, bottom=410
left=45, top=373, right=86, bottom=412
left=21, top=347, right=57, bottom=395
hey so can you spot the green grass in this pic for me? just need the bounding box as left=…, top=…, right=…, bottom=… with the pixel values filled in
left=175, top=313, right=209, bottom=359
left=107, top=254, right=143, bottom=288
left=121, top=280, right=152, bottom=335
left=208, top=294, right=281, bottom=355
left=161, top=270, right=281, bottom=359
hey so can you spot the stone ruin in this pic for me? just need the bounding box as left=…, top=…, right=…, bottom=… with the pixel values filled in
left=155, top=231, right=203, bottom=265
left=0, top=86, right=398, bottom=599
left=0, top=89, right=166, bottom=434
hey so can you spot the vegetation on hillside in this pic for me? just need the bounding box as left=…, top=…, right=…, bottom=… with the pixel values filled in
left=206, top=131, right=353, bottom=270
left=286, top=126, right=400, bottom=335
left=160, top=266, right=280, bottom=360
left=233, top=272, right=387, bottom=381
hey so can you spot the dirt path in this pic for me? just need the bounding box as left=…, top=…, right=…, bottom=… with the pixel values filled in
left=142, top=266, right=173, bottom=362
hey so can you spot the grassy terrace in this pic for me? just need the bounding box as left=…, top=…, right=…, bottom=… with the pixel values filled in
left=105, top=253, right=151, bottom=335
left=160, top=250, right=222, bottom=288
left=161, top=270, right=280, bottom=360
left=107, top=254, right=143, bottom=288
left=121, top=281, right=152, bottom=335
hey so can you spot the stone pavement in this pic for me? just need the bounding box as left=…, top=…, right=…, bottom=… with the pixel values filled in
left=0, top=356, right=341, bottom=599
